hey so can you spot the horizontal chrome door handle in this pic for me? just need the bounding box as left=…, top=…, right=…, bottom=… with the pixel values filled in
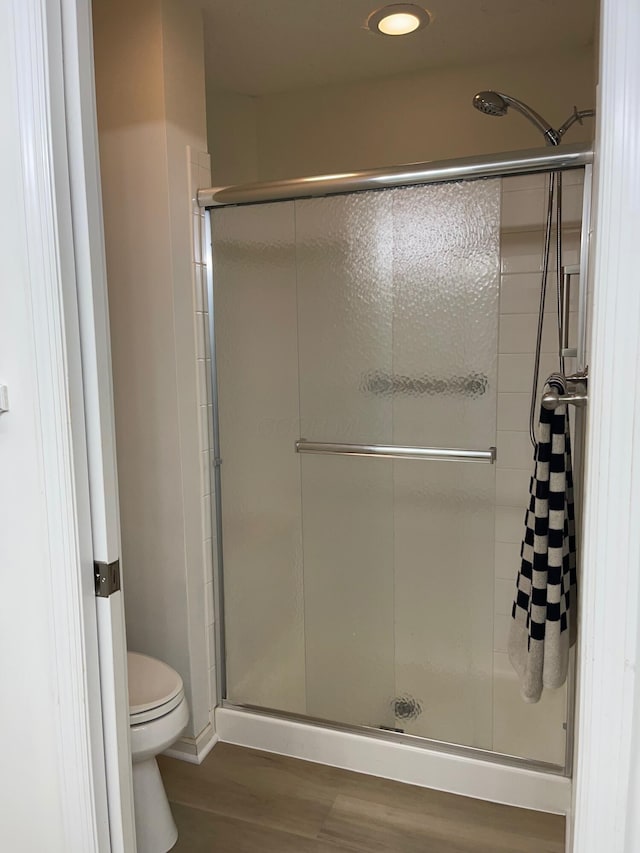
left=295, top=440, right=496, bottom=464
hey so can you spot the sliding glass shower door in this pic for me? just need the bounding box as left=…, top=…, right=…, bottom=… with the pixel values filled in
left=212, top=179, right=501, bottom=751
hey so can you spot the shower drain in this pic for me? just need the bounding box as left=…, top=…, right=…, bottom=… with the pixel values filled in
left=393, top=694, right=423, bottom=721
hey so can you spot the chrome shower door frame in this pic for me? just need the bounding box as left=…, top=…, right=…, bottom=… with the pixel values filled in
left=564, top=162, right=593, bottom=776
left=204, top=210, right=227, bottom=707
left=202, top=147, right=593, bottom=779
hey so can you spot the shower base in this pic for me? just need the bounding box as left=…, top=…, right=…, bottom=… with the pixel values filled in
left=215, top=703, right=570, bottom=817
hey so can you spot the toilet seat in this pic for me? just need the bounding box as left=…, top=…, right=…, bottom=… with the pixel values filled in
left=130, top=689, right=185, bottom=725
left=128, top=651, right=185, bottom=725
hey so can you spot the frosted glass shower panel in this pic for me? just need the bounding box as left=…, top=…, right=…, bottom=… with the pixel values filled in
left=391, top=182, right=501, bottom=448
left=296, top=192, right=395, bottom=444
left=391, top=182, right=500, bottom=748
left=295, top=182, right=500, bottom=741
left=212, top=202, right=306, bottom=713
left=295, top=194, right=396, bottom=727
left=393, top=462, right=496, bottom=747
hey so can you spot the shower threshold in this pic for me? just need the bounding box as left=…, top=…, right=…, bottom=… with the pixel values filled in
left=219, top=699, right=563, bottom=775
left=215, top=700, right=571, bottom=821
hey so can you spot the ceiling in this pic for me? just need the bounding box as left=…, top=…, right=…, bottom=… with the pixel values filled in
left=201, top=0, right=597, bottom=97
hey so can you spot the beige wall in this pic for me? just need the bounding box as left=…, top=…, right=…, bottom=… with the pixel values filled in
left=207, top=50, right=595, bottom=185
left=206, top=89, right=258, bottom=186
left=93, top=0, right=211, bottom=739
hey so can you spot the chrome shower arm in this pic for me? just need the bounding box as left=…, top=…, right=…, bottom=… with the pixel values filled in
left=498, top=93, right=561, bottom=146
left=557, top=107, right=596, bottom=139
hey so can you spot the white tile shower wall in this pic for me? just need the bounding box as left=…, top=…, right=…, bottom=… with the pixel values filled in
left=492, top=172, right=583, bottom=764
left=188, top=148, right=217, bottom=714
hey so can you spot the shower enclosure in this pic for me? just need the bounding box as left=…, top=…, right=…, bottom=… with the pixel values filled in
left=201, top=144, right=592, bottom=785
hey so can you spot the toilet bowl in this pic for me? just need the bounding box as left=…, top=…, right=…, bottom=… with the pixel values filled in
left=128, top=652, right=189, bottom=853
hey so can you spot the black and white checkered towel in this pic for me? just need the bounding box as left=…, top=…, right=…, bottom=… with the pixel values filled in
left=508, top=374, right=577, bottom=703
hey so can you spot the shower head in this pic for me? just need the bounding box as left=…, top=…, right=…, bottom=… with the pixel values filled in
left=472, top=91, right=509, bottom=117
left=472, top=90, right=561, bottom=146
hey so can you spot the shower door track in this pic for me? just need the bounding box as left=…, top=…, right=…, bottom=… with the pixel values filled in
left=198, top=142, right=592, bottom=208
left=203, top=149, right=593, bottom=782
left=219, top=698, right=566, bottom=776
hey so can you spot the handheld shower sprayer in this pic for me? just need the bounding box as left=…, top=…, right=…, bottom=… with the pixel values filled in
left=472, top=90, right=595, bottom=146
left=471, top=89, right=595, bottom=447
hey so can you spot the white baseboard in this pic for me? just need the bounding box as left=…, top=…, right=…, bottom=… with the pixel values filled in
left=216, top=707, right=571, bottom=815
left=164, top=719, right=219, bottom=765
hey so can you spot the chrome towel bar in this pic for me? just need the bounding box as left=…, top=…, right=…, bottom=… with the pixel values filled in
left=295, top=441, right=496, bottom=464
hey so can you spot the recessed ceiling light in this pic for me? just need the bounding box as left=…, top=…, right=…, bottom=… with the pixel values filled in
left=367, top=4, right=431, bottom=37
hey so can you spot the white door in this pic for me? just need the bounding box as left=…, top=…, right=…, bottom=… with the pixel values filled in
left=60, top=0, right=137, bottom=850
left=4, top=0, right=136, bottom=849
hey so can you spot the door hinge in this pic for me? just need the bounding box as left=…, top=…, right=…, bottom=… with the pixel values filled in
left=94, top=559, right=121, bottom=598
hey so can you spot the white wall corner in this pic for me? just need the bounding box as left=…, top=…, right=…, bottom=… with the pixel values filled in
left=163, top=712, right=219, bottom=765
left=572, top=0, right=640, bottom=850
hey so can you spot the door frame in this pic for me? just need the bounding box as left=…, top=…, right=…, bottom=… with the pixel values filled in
left=9, top=0, right=111, bottom=848
left=59, top=0, right=137, bottom=848
left=10, top=0, right=135, bottom=849
left=571, top=0, right=640, bottom=850
left=15, top=0, right=640, bottom=850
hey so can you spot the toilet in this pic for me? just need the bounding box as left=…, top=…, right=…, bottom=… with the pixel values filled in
left=128, top=652, right=189, bottom=853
